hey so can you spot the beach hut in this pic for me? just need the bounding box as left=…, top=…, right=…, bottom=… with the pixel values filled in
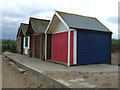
left=45, top=11, right=112, bottom=66
left=25, top=17, right=50, bottom=59
left=16, top=23, right=28, bottom=55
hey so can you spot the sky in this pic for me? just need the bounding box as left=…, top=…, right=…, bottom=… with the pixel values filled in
left=1, top=0, right=119, bottom=40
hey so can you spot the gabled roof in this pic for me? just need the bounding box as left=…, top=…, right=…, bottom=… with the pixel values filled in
left=56, top=11, right=112, bottom=33
left=17, top=23, right=28, bottom=37
left=28, top=17, right=50, bottom=33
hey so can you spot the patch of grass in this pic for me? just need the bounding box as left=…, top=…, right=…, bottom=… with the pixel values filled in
left=1, top=39, right=17, bottom=53
left=112, top=39, right=120, bottom=52
left=0, top=39, right=119, bottom=53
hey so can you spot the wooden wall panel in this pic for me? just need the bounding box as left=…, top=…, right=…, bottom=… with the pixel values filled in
left=47, top=34, right=52, bottom=60
left=42, top=35, right=45, bottom=59
left=40, top=35, right=42, bottom=58
left=34, top=35, right=40, bottom=58
left=21, top=37, right=24, bottom=55
left=30, top=36, right=34, bottom=56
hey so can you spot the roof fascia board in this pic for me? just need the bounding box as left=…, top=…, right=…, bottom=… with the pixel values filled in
left=45, top=12, right=56, bottom=34
left=24, top=23, right=29, bottom=36
left=17, top=28, right=24, bottom=37
left=45, top=11, right=70, bottom=34
left=16, top=28, right=20, bottom=37
left=25, top=20, right=35, bottom=36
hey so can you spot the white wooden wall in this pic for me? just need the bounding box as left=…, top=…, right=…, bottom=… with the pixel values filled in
left=52, top=20, right=68, bottom=34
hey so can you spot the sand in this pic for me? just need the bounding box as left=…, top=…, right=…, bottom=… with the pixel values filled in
left=2, top=55, right=46, bottom=88
left=1, top=52, right=119, bottom=88
left=43, top=71, right=119, bottom=88
left=111, top=53, right=119, bottom=66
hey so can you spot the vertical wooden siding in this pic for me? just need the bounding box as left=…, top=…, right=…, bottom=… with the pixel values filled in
left=30, top=36, right=34, bottom=56
left=47, top=34, right=52, bottom=60
left=42, top=34, right=45, bottom=59
left=40, top=35, right=42, bottom=58
left=33, top=34, right=45, bottom=59
left=52, top=32, right=68, bottom=63
left=34, top=35, right=40, bottom=58
left=16, top=37, right=21, bottom=54
left=17, top=37, right=24, bottom=55
left=70, top=31, right=74, bottom=64
left=21, top=37, right=24, bottom=55
left=51, top=31, right=74, bottom=64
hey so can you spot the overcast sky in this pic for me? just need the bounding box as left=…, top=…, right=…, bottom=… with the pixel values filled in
left=1, top=0, right=119, bottom=39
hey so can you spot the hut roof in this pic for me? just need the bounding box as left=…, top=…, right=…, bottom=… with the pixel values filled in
left=56, top=11, right=112, bottom=33
left=17, top=23, right=28, bottom=37
left=29, top=17, right=50, bottom=33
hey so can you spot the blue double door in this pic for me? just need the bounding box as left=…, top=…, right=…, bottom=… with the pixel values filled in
left=77, top=30, right=111, bottom=65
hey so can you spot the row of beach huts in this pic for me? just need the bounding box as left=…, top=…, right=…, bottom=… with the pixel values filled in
left=16, top=11, right=112, bottom=66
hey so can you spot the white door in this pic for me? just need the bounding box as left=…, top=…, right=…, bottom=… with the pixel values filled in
left=24, top=36, right=30, bottom=55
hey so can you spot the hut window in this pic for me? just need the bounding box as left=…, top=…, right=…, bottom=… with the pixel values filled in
left=25, top=37, right=28, bottom=47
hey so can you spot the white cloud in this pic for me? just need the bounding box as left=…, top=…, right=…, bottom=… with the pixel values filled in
left=2, top=0, right=119, bottom=39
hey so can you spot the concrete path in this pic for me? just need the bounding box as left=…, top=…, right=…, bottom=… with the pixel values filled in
left=5, top=54, right=119, bottom=72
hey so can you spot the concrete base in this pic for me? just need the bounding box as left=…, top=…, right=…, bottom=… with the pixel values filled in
left=4, top=55, right=71, bottom=88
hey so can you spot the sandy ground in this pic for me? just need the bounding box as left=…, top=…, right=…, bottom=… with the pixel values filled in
left=2, top=52, right=119, bottom=88
left=2, top=54, right=46, bottom=88
left=111, top=53, right=119, bottom=66
left=43, top=71, right=119, bottom=88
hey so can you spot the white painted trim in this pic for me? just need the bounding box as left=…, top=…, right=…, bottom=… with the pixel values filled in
left=23, top=37, right=25, bottom=48
left=45, top=11, right=70, bottom=34
left=52, top=29, right=74, bottom=34
left=45, top=34, right=47, bottom=60
left=45, top=12, right=56, bottom=34
left=68, top=31, right=70, bottom=67
left=23, top=36, right=30, bottom=49
left=74, top=30, right=77, bottom=64
left=52, top=31, right=68, bottom=34
left=55, top=12, right=69, bottom=29
left=69, top=29, right=75, bottom=31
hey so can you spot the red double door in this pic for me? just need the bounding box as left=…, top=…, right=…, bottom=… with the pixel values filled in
left=52, top=31, right=74, bottom=64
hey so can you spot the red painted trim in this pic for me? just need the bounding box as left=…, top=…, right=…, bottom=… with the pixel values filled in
left=70, top=31, right=74, bottom=64
left=52, top=32, right=68, bottom=63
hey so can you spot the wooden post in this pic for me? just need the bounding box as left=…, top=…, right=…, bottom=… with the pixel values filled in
left=40, top=35, right=43, bottom=58
left=74, top=30, right=77, bottom=64
left=45, top=34, right=47, bottom=61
